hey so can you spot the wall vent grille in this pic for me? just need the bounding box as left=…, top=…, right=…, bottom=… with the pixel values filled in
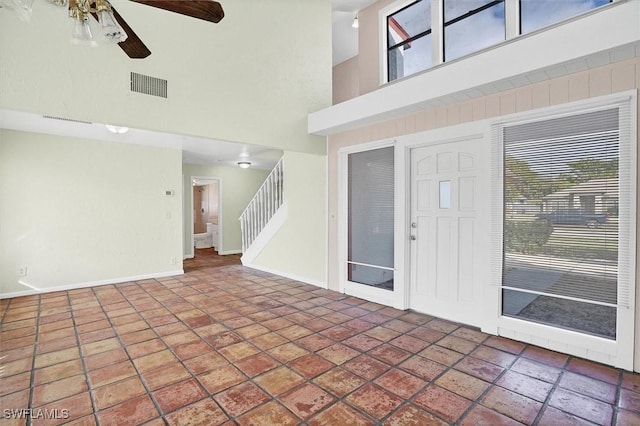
left=42, top=115, right=92, bottom=124
left=130, top=72, right=168, bottom=98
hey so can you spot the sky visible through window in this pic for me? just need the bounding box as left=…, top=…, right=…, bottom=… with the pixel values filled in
left=388, top=0, right=610, bottom=81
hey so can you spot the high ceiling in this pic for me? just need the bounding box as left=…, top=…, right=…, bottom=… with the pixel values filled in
left=0, top=0, right=377, bottom=167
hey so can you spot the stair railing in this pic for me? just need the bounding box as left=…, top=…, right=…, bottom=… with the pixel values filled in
left=239, top=157, right=284, bottom=252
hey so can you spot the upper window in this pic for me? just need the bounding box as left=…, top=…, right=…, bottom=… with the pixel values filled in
left=520, top=0, right=612, bottom=34
left=387, top=0, right=432, bottom=82
left=444, top=0, right=505, bottom=61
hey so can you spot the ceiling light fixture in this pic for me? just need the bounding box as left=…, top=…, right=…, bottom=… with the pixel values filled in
left=237, top=161, right=251, bottom=169
left=105, top=124, right=129, bottom=134
left=352, top=13, right=359, bottom=29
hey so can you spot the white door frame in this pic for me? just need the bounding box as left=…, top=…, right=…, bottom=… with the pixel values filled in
left=185, top=176, right=223, bottom=259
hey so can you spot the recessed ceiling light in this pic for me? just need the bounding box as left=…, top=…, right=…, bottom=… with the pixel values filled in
left=105, top=124, right=129, bottom=134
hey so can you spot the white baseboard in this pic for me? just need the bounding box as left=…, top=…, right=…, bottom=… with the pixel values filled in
left=219, top=249, right=242, bottom=255
left=242, top=263, right=327, bottom=289
left=0, top=270, right=184, bottom=299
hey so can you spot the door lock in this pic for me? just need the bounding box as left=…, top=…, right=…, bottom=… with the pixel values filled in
left=411, top=222, right=417, bottom=228
left=410, top=235, right=416, bottom=240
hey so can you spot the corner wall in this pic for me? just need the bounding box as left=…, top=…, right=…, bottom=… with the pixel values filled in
left=250, top=151, right=327, bottom=287
left=0, top=130, right=183, bottom=297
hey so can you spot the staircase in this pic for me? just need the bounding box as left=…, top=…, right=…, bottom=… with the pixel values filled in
left=239, top=157, right=287, bottom=264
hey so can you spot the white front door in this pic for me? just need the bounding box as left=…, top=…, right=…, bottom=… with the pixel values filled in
left=410, top=138, right=488, bottom=326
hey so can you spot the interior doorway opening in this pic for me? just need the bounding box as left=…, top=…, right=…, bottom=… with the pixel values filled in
left=190, top=177, right=221, bottom=258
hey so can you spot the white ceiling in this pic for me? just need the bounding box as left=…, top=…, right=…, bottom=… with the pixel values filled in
left=0, top=1, right=376, bottom=167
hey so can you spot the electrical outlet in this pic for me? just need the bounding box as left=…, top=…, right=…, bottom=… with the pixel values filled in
left=18, top=266, right=27, bottom=277
left=170, top=257, right=177, bottom=265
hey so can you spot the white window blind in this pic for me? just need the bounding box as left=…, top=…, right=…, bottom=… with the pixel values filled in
left=501, top=107, right=627, bottom=339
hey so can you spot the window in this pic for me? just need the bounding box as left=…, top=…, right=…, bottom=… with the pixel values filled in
left=443, top=0, right=505, bottom=61
left=520, top=0, right=612, bottom=34
left=501, top=108, right=623, bottom=339
left=347, top=147, right=395, bottom=290
left=387, top=0, right=432, bottom=81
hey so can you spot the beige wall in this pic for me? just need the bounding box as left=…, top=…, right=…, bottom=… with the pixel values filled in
left=333, top=57, right=360, bottom=105
left=0, top=130, right=183, bottom=297
left=182, top=164, right=269, bottom=256
left=327, top=57, right=640, bottom=369
left=0, top=1, right=331, bottom=155
left=251, top=151, right=327, bottom=287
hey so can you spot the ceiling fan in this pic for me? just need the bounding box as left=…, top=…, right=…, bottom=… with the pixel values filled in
left=1, top=0, right=224, bottom=59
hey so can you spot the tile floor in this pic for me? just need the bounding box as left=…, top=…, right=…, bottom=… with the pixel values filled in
left=1, top=254, right=639, bottom=425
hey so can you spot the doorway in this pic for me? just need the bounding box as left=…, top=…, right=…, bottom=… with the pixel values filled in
left=189, top=177, right=222, bottom=258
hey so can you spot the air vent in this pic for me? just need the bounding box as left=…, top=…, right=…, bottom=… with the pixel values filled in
left=42, top=115, right=92, bottom=125
left=130, top=72, right=168, bottom=98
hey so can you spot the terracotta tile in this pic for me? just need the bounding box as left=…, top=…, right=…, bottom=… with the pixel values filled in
left=184, top=315, right=216, bottom=329
left=296, top=334, right=334, bottom=352
left=0, top=372, right=30, bottom=397
left=84, top=348, right=128, bottom=371
left=481, top=385, right=542, bottom=425
left=97, top=395, right=159, bottom=426
left=320, top=325, right=358, bottom=341
left=76, top=319, right=110, bottom=334
left=304, top=318, right=336, bottom=332
left=471, top=345, right=517, bottom=368
left=389, top=335, right=429, bottom=353
left=218, top=341, right=260, bottom=362
left=88, top=361, right=137, bottom=388
left=81, top=338, right=121, bottom=356
left=2, top=358, right=32, bottom=377
left=397, top=355, right=445, bottom=382
left=521, top=345, right=569, bottom=368
left=0, top=389, right=30, bottom=420
left=78, top=328, right=116, bottom=345
left=93, top=376, right=147, bottom=410
left=154, top=378, right=208, bottom=414
left=616, top=409, right=640, bottom=426
left=375, top=368, right=426, bottom=399
left=364, top=326, right=401, bottom=342
left=183, top=352, right=228, bottom=375
left=414, top=384, right=471, bottom=423
left=120, top=329, right=157, bottom=345
left=277, top=324, right=313, bottom=341
left=425, top=319, right=459, bottom=333
left=381, top=319, right=417, bottom=334
left=436, top=335, right=478, bottom=355
left=538, top=406, right=595, bottom=426
left=419, top=344, right=464, bottom=366
left=154, top=322, right=188, bottom=337
left=142, top=363, right=192, bottom=390
left=452, top=327, right=488, bottom=344
left=254, top=366, right=305, bottom=396
left=198, top=364, right=246, bottom=394
left=32, top=374, right=88, bottom=406
left=281, top=383, right=335, bottom=419
left=567, top=357, right=620, bottom=385
left=496, top=370, right=554, bottom=402
left=290, top=354, right=334, bottom=379
left=317, top=343, right=360, bottom=365
left=460, top=405, right=524, bottom=426
left=483, top=336, right=526, bottom=355
left=455, top=356, right=505, bottom=382
left=383, top=403, right=449, bottom=426
left=172, top=340, right=213, bottom=361
left=619, top=388, right=640, bottom=413
left=436, top=370, right=490, bottom=400
left=127, top=339, right=167, bottom=359
left=35, top=347, right=80, bottom=369
left=133, top=349, right=178, bottom=373
left=511, top=358, right=562, bottom=384
left=368, top=343, right=411, bottom=365
left=237, top=401, right=298, bottom=426
left=37, top=335, right=77, bottom=354
left=2, top=345, right=34, bottom=363
left=262, top=317, right=294, bottom=331
left=34, top=359, right=84, bottom=385
left=622, top=372, right=640, bottom=393
left=235, top=324, right=270, bottom=339
left=345, top=383, right=403, bottom=420
left=549, top=388, right=613, bottom=425
left=268, top=342, right=309, bottom=363
left=560, top=371, right=617, bottom=403
left=205, top=331, right=243, bottom=349
left=163, top=330, right=200, bottom=347
left=192, top=323, right=227, bottom=338
left=234, top=352, right=279, bottom=377
left=314, top=367, right=367, bottom=397
left=214, top=381, right=270, bottom=417
left=308, top=402, right=374, bottom=426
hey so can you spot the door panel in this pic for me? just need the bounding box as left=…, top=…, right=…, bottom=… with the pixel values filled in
left=410, top=138, right=486, bottom=326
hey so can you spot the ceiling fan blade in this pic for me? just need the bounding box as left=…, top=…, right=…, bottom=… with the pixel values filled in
left=91, top=6, right=152, bottom=58
left=111, top=7, right=152, bottom=59
left=130, top=0, right=224, bottom=23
